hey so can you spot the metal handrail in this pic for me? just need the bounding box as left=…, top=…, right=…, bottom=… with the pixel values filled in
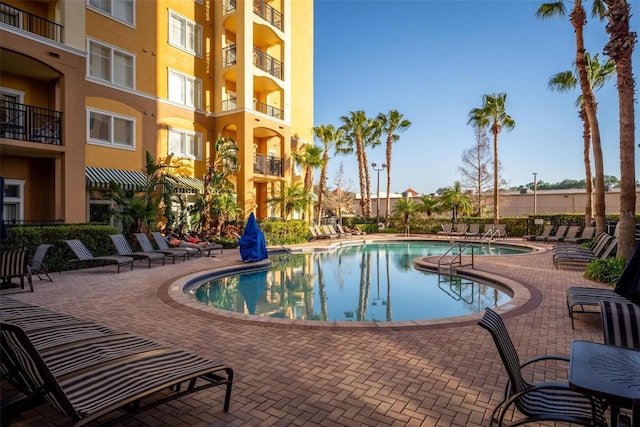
left=0, top=2, right=64, bottom=43
left=437, top=242, right=474, bottom=276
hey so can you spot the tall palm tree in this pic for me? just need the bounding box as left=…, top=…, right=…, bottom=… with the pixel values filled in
left=603, top=0, right=637, bottom=260
left=548, top=52, right=615, bottom=227
left=467, top=93, right=515, bottom=224
left=313, top=124, right=343, bottom=224
left=536, top=0, right=608, bottom=236
left=377, top=110, right=412, bottom=224
left=338, top=111, right=380, bottom=217
left=292, top=144, right=323, bottom=220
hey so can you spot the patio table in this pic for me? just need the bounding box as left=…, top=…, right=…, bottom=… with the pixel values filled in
left=569, top=340, right=640, bottom=427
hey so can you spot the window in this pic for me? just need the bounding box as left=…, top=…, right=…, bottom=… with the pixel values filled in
left=87, top=109, right=135, bottom=149
left=168, top=70, right=202, bottom=108
left=88, top=0, right=134, bottom=25
left=168, top=10, right=202, bottom=56
left=168, top=128, right=202, bottom=160
left=3, top=179, right=24, bottom=223
left=88, top=39, right=134, bottom=89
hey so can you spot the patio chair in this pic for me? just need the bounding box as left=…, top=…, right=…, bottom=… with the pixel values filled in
left=0, top=320, right=234, bottom=426
left=308, top=226, right=323, bottom=240
left=464, top=223, right=480, bottom=239
left=554, top=237, right=617, bottom=269
left=553, top=232, right=610, bottom=256
left=134, top=233, right=186, bottom=263
left=1, top=249, right=33, bottom=292
left=29, top=244, right=53, bottom=282
left=600, top=300, right=640, bottom=350
left=523, top=224, right=552, bottom=241
left=562, top=226, right=595, bottom=244
left=109, top=234, right=165, bottom=268
left=151, top=232, right=199, bottom=259
left=437, top=223, right=453, bottom=238
left=64, top=240, right=134, bottom=274
left=566, top=287, right=630, bottom=328
left=317, top=225, right=337, bottom=239
left=542, top=225, right=567, bottom=242
left=477, top=308, right=607, bottom=427
left=449, top=223, right=467, bottom=238
left=336, top=224, right=355, bottom=236
left=329, top=224, right=350, bottom=238
left=548, top=225, right=580, bottom=243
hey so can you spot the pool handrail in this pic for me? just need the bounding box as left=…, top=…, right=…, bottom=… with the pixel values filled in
left=438, top=242, right=475, bottom=276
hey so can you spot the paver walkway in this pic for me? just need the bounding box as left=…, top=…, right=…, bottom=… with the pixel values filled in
left=1, top=236, right=617, bottom=426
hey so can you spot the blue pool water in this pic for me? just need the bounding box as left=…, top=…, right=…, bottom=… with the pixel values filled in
left=190, top=241, right=525, bottom=322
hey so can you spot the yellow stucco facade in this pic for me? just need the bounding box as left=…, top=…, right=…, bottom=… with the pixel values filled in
left=1, top=0, right=313, bottom=224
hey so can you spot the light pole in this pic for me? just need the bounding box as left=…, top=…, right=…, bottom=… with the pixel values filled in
left=533, top=172, right=538, bottom=215
left=371, top=163, right=387, bottom=223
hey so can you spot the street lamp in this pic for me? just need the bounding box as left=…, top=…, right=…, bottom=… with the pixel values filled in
left=371, top=162, right=387, bottom=223
left=532, top=172, right=538, bottom=215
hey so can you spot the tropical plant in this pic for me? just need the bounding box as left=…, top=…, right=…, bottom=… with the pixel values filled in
left=548, top=52, right=615, bottom=227
left=418, top=194, right=443, bottom=218
left=292, top=143, right=323, bottom=221
left=439, top=181, right=473, bottom=219
left=584, top=257, right=627, bottom=283
left=536, top=0, right=608, bottom=237
left=267, top=182, right=311, bottom=221
left=312, top=124, right=344, bottom=224
left=467, top=93, right=515, bottom=224
left=377, top=110, right=412, bottom=224
left=337, top=111, right=381, bottom=217
left=603, top=0, right=637, bottom=260
left=392, top=197, right=420, bottom=230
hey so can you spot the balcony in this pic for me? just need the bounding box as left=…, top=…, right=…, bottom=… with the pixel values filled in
left=222, top=98, right=237, bottom=111
left=224, top=0, right=236, bottom=14
left=253, top=0, right=283, bottom=31
left=1, top=100, right=63, bottom=146
left=253, top=99, right=283, bottom=120
left=254, top=153, right=283, bottom=177
left=0, top=2, right=64, bottom=43
left=223, top=44, right=236, bottom=67
left=253, top=47, right=283, bottom=80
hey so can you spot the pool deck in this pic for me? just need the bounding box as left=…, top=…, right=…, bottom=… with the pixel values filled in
left=2, top=235, right=619, bottom=426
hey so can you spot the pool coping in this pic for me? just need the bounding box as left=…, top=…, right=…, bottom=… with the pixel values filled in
left=163, top=238, right=546, bottom=331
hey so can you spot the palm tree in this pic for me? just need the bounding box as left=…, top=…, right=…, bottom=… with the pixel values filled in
left=548, top=52, right=615, bottom=227
left=467, top=93, right=515, bottom=224
left=418, top=194, right=442, bottom=218
left=536, top=0, right=608, bottom=236
left=267, top=182, right=310, bottom=221
left=439, top=181, right=473, bottom=220
left=377, top=110, right=412, bottom=224
left=603, top=0, right=637, bottom=260
left=338, top=111, right=380, bottom=217
left=313, top=124, right=343, bottom=224
left=392, top=197, right=420, bottom=232
left=292, top=144, right=323, bottom=220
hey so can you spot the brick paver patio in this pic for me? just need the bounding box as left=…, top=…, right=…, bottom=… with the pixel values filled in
left=2, top=236, right=618, bottom=426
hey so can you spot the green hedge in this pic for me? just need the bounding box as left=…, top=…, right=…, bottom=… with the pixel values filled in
left=258, top=219, right=310, bottom=245
left=3, top=224, right=119, bottom=272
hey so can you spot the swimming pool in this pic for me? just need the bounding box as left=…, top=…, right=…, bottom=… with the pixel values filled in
left=187, top=241, right=525, bottom=323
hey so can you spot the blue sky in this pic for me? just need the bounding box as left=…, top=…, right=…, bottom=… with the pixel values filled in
left=313, top=0, right=640, bottom=195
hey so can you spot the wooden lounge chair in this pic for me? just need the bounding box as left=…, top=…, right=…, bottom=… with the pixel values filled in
left=1, top=319, right=233, bottom=426
left=29, top=244, right=53, bottom=282
left=109, top=234, right=166, bottom=268
left=134, top=233, right=186, bottom=263
left=600, top=300, right=640, bottom=350
left=64, top=240, right=134, bottom=274
left=477, top=308, right=607, bottom=427
left=151, top=232, right=199, bottom=259
left=1, top=249, right=33, bottom=292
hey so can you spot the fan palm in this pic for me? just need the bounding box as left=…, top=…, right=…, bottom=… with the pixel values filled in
left=267, top=182, right=311, bottom=221
left=439, top=181, right=473, bottom=219
left=548, top=52, right=615, bottom=227
left=467, top=93, right=515, bottom=224
left=603, top=0, right=637, bottom=260
left=536, top=0, right=608, bottom=236
left=392, top=197, right=420, bottom=231
left=377, top=110, right=412, bottom=224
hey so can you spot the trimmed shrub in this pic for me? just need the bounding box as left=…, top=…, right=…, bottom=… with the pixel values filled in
left=584, top=257, right=627, bottom=285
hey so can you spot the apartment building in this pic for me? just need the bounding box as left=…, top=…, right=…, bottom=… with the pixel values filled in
left=0, top=0, right=313, bottom=225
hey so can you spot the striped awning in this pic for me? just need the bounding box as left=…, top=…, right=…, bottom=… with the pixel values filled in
left=85, top=167, right=204, bottom=194
left=85, top=167, right=147, bottom=191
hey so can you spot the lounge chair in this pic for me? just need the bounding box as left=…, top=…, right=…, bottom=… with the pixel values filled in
left=566, top=286, right=630, bottom=328
left=523, top=224, right=552, bottom=241
left=336, top=224, right=355, bottom=236
left=437, top=223, right=453, bottom=238
left=29, top=244, right=53, bottom=282
left=464, top=223, right=480, bottom=239
left=554, top=237, right=617, bottom=269
left=151, top=232, right=199, bottom=259
left=542, top=225, right=567, bottom=242
left=553, top=232, right=610, bottom=256
left=1, top=318, right=233, bottom=426
left=600, top=300, right=640, bottom=350
left=134, top=233, right=186, bottom=263
left=329, top=224, right=349, bottom=238
left=315, top=225, right=336, bottom=239
left=449, top=223, right=467, bottom=238
left=64, top=240, right=134, bottom=274
left=1, top=249, right=33, bottom=292
left=477, top=308, right=607, bottom=427
left=562, top=226, right=595, bottom=244
left=109, top=234, right=166, bottom=268
left=308, top=225, right=323, bottom=240
left=547, top=225, right=580, bottom=243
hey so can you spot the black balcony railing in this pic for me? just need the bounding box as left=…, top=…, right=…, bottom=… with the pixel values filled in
left=224, top=0, right=236, bottom=13
left=0, top=2, right=64, bottom=43
left=254, top=153, right=283, bottom=177
left=0, top=100, right=63, bottom=145
left=253, top=99, right=283, bottom=119
left=223, top=44, right=236, bottom=67
left=253, top=0, right=283, bottom=31
left=222, top=98, right=237, bottom=111
left=253, top=47, right=283, bottom=80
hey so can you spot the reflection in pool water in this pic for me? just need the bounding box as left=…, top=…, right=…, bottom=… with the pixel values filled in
left=192, top=242, right=518, bottom=322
